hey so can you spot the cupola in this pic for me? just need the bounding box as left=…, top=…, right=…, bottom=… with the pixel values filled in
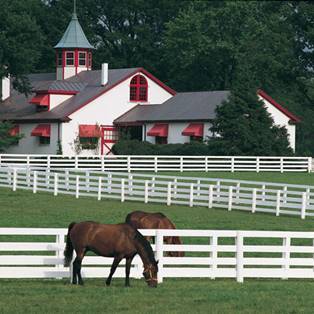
left=54, top=4, right=94, bottom=80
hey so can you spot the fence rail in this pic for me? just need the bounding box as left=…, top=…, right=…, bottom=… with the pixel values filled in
left=0, top=154, right=311, bottom=172
left=1, top=227, right=314, bottom=282
left=1, top=167, right=314, bottom=219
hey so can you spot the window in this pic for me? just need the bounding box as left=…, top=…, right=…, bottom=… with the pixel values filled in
left=155, top=136, right=167, bottom=145
left=39, top=137, right=50, bottom=145
left=57, top=51, right=63, bottom=66
left=79, top=52, right=86, bottom=66
left=66, top=52, right=74, bottom=66
left=129, top=75, right=148, bottom=102
left=79, top=137, right=99, bottom=149
left=103, top=127, right=119, bottom=143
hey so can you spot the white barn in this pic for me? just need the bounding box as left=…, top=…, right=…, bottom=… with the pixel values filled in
left=0, top=11, right=300, bottom=155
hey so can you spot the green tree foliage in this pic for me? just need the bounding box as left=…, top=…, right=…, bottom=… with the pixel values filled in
left=0, top=0, right=45, bottom=94
left=0, top=122, right=22, bottom=152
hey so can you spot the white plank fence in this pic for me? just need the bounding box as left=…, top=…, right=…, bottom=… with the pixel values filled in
left=0, top=154, right=312, bottom=172
left=1, top=167, right=314, bottom=219
left=1, top=228, right=314, bottom=283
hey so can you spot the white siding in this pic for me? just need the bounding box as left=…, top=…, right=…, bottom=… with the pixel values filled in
left=61, top=72, right=173, bottom=155
left=145, top=122, right=212, bottom=144
left=259, top=95, right=296, bottom=151
left=49, top=94, right=73, bottom=110
left=5, top=123, right=59, bottom=154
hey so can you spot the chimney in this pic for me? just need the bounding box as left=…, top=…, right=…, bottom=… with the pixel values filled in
left=101, top=63, right=108, bottom=86
left=1, top=76, right=10, bottom=101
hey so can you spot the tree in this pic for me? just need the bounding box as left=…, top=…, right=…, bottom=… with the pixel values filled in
left=209, top=83, right=293, bottom=156
left=0, top=122, right=22, bottom=152
left=0, top=0, right=45, bottom=95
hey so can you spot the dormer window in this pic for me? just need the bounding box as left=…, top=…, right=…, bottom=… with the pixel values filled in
left=66, top=52, right=74, bottom=66
left=130, top=74, right=148, bottom=102
left=79, top=52, right=86, bottom=66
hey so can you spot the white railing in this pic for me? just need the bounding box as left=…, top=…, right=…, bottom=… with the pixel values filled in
left=1, top=167, right=314, bottom=219
left=0, top=154, right=311, bottom=172
left=1, top=227, right=314, bottom=282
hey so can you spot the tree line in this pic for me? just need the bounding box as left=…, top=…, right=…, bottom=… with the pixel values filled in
left=0, top=1, right=313, bottom=155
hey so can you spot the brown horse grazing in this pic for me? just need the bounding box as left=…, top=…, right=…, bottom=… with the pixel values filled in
left=125, top=211, right=184, bottom=257
left=64, top=221, right=158, bottom=287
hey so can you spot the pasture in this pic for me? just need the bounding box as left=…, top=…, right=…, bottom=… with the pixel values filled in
left=1, top=170, right=314, bottom=313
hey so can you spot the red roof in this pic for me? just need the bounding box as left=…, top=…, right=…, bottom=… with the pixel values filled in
left=147, top=124, right=168, bottom=137
left=79, top=124, right=101, bottom=137
left=182, top=123, right=204, bottom=137
left=257, top=89, right=300, bottom=123
left=29, top=94, right=49, bottom=106
left=31, top=124, right=51, bottom=137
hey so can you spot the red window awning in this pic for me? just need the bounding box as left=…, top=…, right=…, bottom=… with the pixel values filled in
left=31, top=124, right=51, bottom=137
left=147, top=124, right=168, bottom=137
left=29, top=94, right=49, bottom=106
left=9, top=125, right=20, bottom=136
left=79, top=125, right=101, bottom=138
left=182, top=123, right=204, bottom=137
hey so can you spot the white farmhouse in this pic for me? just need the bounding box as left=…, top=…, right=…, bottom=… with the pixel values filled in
left=0, top=11, right=300, bottom=155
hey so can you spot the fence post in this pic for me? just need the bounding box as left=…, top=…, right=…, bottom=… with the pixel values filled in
left=180, top=156, right=183, bottom=173
left=154, top=156, right=158, bottom=173
left=256, top=157, right=260, bottom=173
left=101, top=155, right=105, bottom=172
left=155, top=230, right=164, bottom=283
left=282, top=236, right=290, bottom=280
left=173, top=178, right=177, bottom=198
left=108, top=173, right=112, bottom=194
left=210, top=234, right=217, bottom=280
left=127, top=156, right=131, bottom=173
left=167, top=182, right=172, bottom=206
left=276, top=190, right=281, bottom=216
left=151, top=176, right=155, bottom=194
left=54, top=173, right=58, bottom=196
left=86, top=171, right=90, bottom=193
left=283, top=186, right=287, bottom=205
left=47, top=155, right=51, bottom=170
left=98, top=177, right=102, bottom=201
left=65, top=170, right=69, bottom=191
left=121, top=179, right=125, bottom=202
left=308, top=157, right=312, bottom=173
left=236, top=182, right=240, bottom=204
left=228, top=186, right=233, bottom=211
left=301, top=192, right=307, bottom=219
left=252, top=188, right=257, bottom=213
left=12, top=168, right=17, bottom=191
left=144, top=180, right=149, bottom=204
left=231, top=157, right=234, bottom=173
left=26, top=166, right=31, bottom=187
left=236, top=231, right=244, bottom=283
left=189, top=183, right=194, bottom=207
left=280, top=157, right=284, bottom=173
left=33, top=171, right=37, bottom=194
left=205, top=156, right=208, bottom=172
left=216, top=181, right=221, bottom=199
left=208, top=185, right=213, bottom=209
left=128, top=174, right=133, bottom=195
left=75, top=156, right=79, bottom=169
left=197, top=179, right=201, bottom=197
left=75, top=176, right=80, bottom=199
left=262, top=184, right=266, bottom=202
left=55, top=233, right=65, bottom=279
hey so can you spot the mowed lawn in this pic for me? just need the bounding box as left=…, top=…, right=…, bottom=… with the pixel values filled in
left=1, top=170, right=314, bottom=314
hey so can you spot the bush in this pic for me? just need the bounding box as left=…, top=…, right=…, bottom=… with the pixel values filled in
left=112, top=140, right=212, bottom=155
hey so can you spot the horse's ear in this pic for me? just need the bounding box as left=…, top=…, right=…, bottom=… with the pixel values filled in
left=156, top=260, right=159, bottom=265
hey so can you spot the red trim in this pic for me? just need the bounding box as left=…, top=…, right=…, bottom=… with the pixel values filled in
left=35, top=90, right=79, bottom=95
left=29, top=94, right=49, bottom=106
left=62, top=50, right=65, bottom=80
left=182, top=123, right=204, bottom=137
left=74, top=49, right=78, bottom=75
left=31, top=124, right=51, bottom=137
left=257, top=89, right=301, bottom=123
left=147, top=123, right=168, bottom=137
left=9, top=125, right=20, bottom=136
left=67, top=68, right=176, bottom=117
left=79, top=124, right=101, bottom=137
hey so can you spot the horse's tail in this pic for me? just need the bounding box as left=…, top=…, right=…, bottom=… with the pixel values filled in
left=64, top=222, right=76, bottom=267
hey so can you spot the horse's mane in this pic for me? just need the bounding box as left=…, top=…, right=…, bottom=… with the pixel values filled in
left=134, top=230, right=156, bottom=264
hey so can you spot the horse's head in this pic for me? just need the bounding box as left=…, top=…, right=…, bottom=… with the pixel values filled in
left=143, top=262, right=158, bottom=288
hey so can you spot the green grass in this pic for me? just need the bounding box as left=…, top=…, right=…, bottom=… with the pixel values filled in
left=1, top=175, right=314, bottom=314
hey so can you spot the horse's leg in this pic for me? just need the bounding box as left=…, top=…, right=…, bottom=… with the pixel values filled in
left=73, top=249, right=85, bottom=285
left=106, top=255, right=122, bottom=286
left=125, top=256, right=134, bottom=287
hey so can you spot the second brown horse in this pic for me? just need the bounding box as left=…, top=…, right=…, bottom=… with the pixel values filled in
left=125, top=210, right=184, bottom=257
